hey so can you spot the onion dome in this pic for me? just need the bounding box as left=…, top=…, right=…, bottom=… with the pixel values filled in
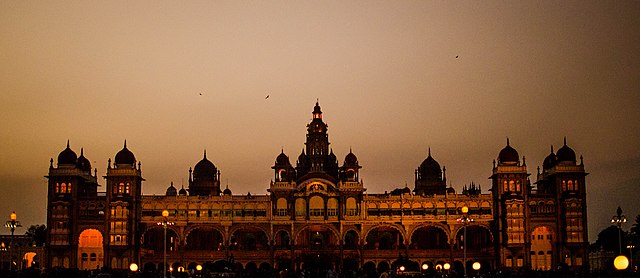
left=542, top=145, right=557, bottom=169
left=166, top=182, right=177, bottom=196
left=329, top=149, right=337, bottom=162
left=344, top=149, right=359, bottom=166
left=76, top=148, right=91, bottom=172
left=57, top=140, right=78, bottom=165
left=193, top=150, right=217, bottom=180
left=178, top=185, right=187, bottom=196
left=402, top=186, right=411, bottom=194
left=223, top=185, right=232, bottom=195
left=419, top=148, right=442, bottom=177
left=297, top=149, right=307, bottom=164
left=556, top=137, right=576, bottom=163
left=498, top=138, right=519, bottom=165
left=114, top=140, right=136, bottom=165
left=275, top=150, right=291, bottom=166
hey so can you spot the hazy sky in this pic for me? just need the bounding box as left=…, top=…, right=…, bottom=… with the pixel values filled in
left=1, top=1, right=639, bottom=242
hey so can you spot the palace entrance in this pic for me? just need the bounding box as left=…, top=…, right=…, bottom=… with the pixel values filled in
left=302, top=254, right=334, bottom=278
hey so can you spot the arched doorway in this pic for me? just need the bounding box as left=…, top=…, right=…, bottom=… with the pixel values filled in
left=531, top=226, right=553, bottom=270
left=411, top=226, right=449, bottom=249
left=78, top=229, right=103, bottom=270
left=365, top=226, right=405, bottom=250
left=23, top=252, right=37, bottom=269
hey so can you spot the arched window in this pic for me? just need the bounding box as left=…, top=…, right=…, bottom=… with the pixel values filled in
left=346, top=198, right=357, bottom=216
left=61, top=183, right=67, bottom=193
left=309, top=196, right=324, bottom=217
left=276, top=198, right=288, bottom=216
left=509, top=181, right=515, bottom=192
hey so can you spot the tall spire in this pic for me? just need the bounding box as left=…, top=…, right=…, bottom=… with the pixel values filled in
left=564, top=136, right=567, bottom=146
left=66, top=139, right=70, bottom=148
left=506, top=137, right=510, bottom=146
left=124, top=139, right=127, bottom=149
left=204, top=149, right=207, bottom=159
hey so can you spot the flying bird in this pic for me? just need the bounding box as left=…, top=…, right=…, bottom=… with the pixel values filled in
left=265, top=95, right=270, bottom=99
left=199, top=93, right=203, bottom=95
left=456, top=55, right=459, bottom=58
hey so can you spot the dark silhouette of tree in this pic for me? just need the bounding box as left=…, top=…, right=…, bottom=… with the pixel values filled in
left=592, top=225, right=628, bottom=252
left=25, top=224, right=47, bottom=246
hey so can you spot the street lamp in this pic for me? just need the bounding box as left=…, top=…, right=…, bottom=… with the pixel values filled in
left=129, top=263, right=138, bottom=278
left=157, top=210, right=174, bottom=278
left=611, top=206, right=627, bottom=254
left=628, top=245, right=636, bottom=272
left=5, top=211, right=22, bottom=272
left=614, top=255, right=629, bottom=270
left=472, top=262, right=481, bottom=277
left=457, top=206, right=474, bottom=277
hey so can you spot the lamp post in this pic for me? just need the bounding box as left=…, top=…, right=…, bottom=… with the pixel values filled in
left=5, top=211, right=22, bottom=272
left=611, top=206, right=627, bottom=255
left=628, top=245, right=636, bottom=272
left=457, top=206, right=474, bottom=278
left=157, top=210, right=174, bottom=278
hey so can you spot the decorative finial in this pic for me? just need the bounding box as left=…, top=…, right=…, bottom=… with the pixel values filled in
left=506, top=137, right=510, bottom=146
left=50, top=158, right=53, bottom=168
left=563, top=136, right=567, bottom=146
left=580, top=155, right=584, bottom=165
left=522, top=156, right=526, bottom=166
left=66, top=140, right=70, bottom=148
left=349, top=147, right=352, bottom=153
left=80, top=148, right=84, bottom=156
left=124, top=139, right=127, bottom=148
left=428, top=147, right=431, bottom=156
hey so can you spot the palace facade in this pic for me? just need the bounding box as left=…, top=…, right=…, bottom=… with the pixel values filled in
left=45, top=102, right=589, bottom=274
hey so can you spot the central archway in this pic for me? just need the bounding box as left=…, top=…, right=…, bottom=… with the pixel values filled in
left=78, top=229, right=103, bottom=270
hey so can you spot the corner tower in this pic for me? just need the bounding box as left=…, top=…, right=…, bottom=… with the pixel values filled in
left=46, top=141, right=101, bottom=269
left=535, top=138, right=589, bottom=270
left=104, top=141, right=144, bottom=270
left=490, top=138, right=531, bottom=269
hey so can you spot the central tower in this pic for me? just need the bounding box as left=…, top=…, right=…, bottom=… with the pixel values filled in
left=296, top=101, right=339, bottom=181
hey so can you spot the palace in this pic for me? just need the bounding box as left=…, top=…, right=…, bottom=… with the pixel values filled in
left=45, top=102, right=589, bottom=275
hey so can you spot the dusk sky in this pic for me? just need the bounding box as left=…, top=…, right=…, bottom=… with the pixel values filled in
left=1, top=1, right=639, bottom=242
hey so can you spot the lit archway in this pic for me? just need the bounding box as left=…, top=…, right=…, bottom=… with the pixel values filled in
left=78, top=229, right=103, bottom=270
left=531, top=226, right=553, bottom=270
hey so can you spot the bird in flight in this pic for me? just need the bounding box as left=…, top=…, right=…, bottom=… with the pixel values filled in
left=456, top=55, right=459, bottom=58
left=265, top=95, right=270, bottom=99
